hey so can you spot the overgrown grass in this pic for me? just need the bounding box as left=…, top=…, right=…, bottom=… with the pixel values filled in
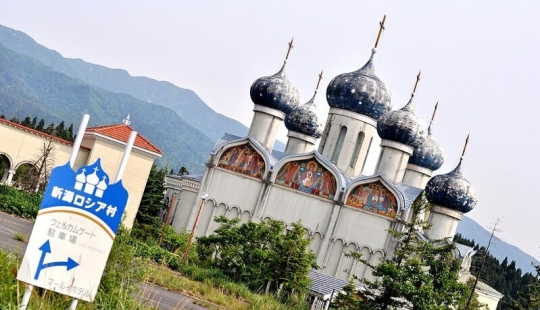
left=135, top=227, right=310, bottom=310
left=147, top=264, right=309, bottom=310
left=12, top=231, right=28, bottom=243
left=0, top=229, right=152, bottom=310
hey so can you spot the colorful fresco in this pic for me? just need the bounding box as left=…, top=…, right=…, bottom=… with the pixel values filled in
left=346, top=181, right=398, bottom=218
left=218, top=144, right=265, bottom=178
left=275, top=159, right=337, bottom=199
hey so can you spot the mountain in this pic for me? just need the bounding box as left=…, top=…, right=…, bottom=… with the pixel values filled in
left=457, top=216, right=539, bottom=274
left=0, top=42, right=214, bottom=173
left=0, top=24, right=250, bottom=144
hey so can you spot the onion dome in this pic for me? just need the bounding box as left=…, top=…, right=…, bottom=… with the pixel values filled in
left=409, top=102, right=445, bottom=170
left=377, top=95, right=427, bottom=147
left=250, top=40, right=300, bottom=114
left=425, top=158, right=477, bottom=213
left=285, top=91, right=322, bottom=138
left=326, top=48, right=392, bottom=120
left=377, top=72, right=427, bottom=147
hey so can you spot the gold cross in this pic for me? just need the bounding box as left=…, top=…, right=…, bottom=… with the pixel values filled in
left=412, top=70, right=421, bottom=94
left=285, top=38, right=294, bottom=61
left=430, top=101, right=439, bottom=123
left=315, top=70, right=324, bottom=92
left=461, top=134, right=470, bottom=158
left=374, top=15, right=387, bottom=49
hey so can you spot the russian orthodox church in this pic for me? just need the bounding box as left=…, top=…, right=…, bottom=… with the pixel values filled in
left=164, top=17, right=501, bottom=308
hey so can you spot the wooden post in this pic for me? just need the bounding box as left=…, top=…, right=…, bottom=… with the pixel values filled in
left=181, top=192, right=208, bottom=261
left=158, top=193, right=177, bottom=247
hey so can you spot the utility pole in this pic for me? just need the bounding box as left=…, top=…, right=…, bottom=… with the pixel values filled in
left=465, top=218, right=501, bottom=309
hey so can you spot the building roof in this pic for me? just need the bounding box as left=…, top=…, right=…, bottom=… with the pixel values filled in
left=0, top=118, right=91, bottom=150
left=395, top=183, right=423, bottom=211
left=86, top=124, right=163, bottom=155
left=309, top=270, right=365, bottom=300
left=476, top=280, right=504, bottom=298
left=455, top=243, right=476, bottom=259
left=309, top=270, right=349, bottom=298
left=212, top=133, right=242, bottom=153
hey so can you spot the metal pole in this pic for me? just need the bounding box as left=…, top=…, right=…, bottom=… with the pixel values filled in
left=181, top=192, right=208, bottom=261
left=68, top=299, right=78, bottom=310
left=114, top=131, right=137, bottom=183
left=19, top=284, right=33, bottom=310
left=158, top=193, right=177, bottom=247
left=69, top=114, right=90, bottom=169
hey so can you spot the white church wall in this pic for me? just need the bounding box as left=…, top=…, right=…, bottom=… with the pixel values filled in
left=170, top=189, right=198, bottom=231
left=333, top=206, right=392, bottom=251
left=262, top=186, right=334, bottom=235
left=308, top=232, right=323, bottom=257
left=335, top=242, right=359, bottom=280
left=352, top=246, right=371, bottom=280
left=196, top=200, right=216, bottom=237
left=205, top=169, right=263, bottom=214
left=204, top=203, right=228, bottom=235
left=325, top=239, right=346, bottom=277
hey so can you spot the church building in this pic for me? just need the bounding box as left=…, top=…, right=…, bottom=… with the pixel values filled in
left=164, top=18, right=500, bottom=308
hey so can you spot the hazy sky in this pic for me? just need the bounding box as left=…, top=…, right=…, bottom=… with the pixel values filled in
left=2, top=1, right=539, bottom=258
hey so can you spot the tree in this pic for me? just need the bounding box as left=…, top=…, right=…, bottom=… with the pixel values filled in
left=339, top=192, right=485, bottom=310
left=197, top=216, right=317, bottom=295
left=133, top=164, right=166, bottom=240
left=330, top=280, right=363, bottom=309
left=21, top=116, right=32, bottom=127
left=177, top=166, right=189, bottom=176
left=29, top=137, right=55, bottom=192
left=509, top=263, right=540, bottom=309
left=36, top=118, right=45, bottom=131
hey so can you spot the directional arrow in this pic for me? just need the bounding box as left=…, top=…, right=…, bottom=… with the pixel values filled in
left=34, top=239, right=79, bottom=280
left=40, top=257, right=79, bottom=270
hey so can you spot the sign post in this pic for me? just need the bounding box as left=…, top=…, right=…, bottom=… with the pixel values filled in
left=17, top=115, right=137, bottom=308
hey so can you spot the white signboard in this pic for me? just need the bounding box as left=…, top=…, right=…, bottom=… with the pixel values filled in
left=17, top=159, right=129, bottom=302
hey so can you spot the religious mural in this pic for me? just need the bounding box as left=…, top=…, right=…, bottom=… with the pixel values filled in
left=346, top=181, right=398, bottom=218
left=275, top=159, right=337, bottom=199
left=218, top=143, right=265, bottom=178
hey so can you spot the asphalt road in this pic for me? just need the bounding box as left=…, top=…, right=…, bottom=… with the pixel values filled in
left=0, top=211, right=220, bottom=310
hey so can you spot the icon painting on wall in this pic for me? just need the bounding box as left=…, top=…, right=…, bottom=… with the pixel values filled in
left=218, top=143, right=265, bottom=178
left=275, top=159, right=336, bottom=199
left=346, top=180, right=397, bottom=218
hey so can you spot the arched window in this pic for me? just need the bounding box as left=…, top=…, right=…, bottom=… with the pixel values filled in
left=349, top=132, right=365, bottom=168
left=360, top=137, right=374, bottom=173
left=331, top=126, right=347, bottom=163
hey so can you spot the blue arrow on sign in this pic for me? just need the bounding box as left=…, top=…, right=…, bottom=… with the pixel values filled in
left=34, top=240, right=79, bottom=280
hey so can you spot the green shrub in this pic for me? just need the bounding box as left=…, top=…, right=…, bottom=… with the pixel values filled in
left=0, top=184, right=41, bottom=218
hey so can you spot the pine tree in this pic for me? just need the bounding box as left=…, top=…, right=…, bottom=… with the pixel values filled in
left=21, top=116, right=32, bottom=127
left=509, top=264, right=540, bottom=309
left=36, top=119, right=45, bottom=131
left=178, top=166, right=189, bottom=175
left=133, top=164, right=166, bottom=239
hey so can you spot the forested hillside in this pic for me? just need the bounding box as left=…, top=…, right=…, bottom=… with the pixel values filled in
left=0, top=43, right=213, bottom=173
left=457, top=216, right=539, bottom=274
left=454, top=233, right=539, bottom=309
left=0, top=24, right=250, bottom=143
